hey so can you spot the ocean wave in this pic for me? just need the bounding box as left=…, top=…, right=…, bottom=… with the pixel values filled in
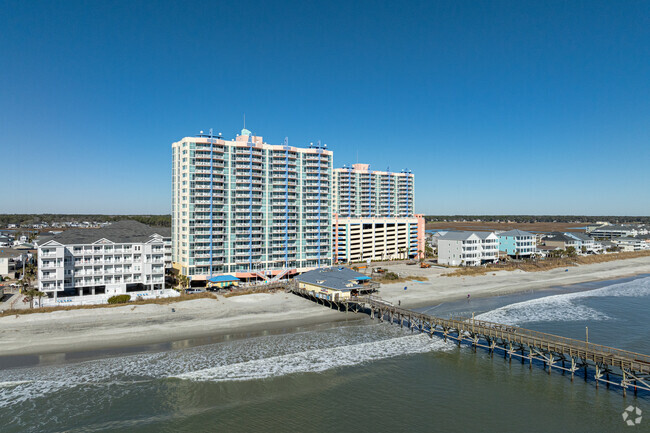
left=476, top=276, right=650, bottom=325
left=0, top=324, right=450, bottom=408
left=172, top=333, right=453, bottom=382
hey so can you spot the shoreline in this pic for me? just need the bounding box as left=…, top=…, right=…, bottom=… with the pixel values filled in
left=1, top=256, right=649, bottom=359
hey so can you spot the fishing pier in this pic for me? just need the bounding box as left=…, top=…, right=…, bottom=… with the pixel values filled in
left=291, top=288, right=650, bottom=396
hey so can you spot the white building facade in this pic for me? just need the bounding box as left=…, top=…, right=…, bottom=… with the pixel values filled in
left=438, top=231, right=499, bottom=266
left=37, top=221, right=171, bottom=301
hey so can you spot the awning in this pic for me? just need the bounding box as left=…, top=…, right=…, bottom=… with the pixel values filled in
left=208, top=275, right=240, bottom=283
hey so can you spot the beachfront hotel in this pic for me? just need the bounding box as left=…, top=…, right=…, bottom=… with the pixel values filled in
left=36, top=220, right=172, bottom=304
left=332, top=163, right=425, bottom=263
left=171, top=128, right=333, bottom=281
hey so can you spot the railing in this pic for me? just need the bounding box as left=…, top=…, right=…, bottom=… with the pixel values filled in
left=350, top=296, right=650, bottom=373
left=455, top=316, right=650, bottom=367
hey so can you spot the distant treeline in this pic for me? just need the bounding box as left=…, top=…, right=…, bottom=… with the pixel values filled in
left=425, top=215, right=650, bottom=224
left=0, top=214, right=172, bottom=227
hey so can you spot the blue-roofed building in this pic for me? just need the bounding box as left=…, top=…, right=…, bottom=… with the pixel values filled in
left=206, top=275, right=240, bottom=289
left=497, top=229, right=536, bottom=257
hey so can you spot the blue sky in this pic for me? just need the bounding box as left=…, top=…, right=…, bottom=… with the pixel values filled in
left=1, top=0, right=649, bottom=215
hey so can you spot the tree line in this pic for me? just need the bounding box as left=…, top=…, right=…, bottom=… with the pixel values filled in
left=0, top=214, right=172, bottom=227
left=425, top=215, right=650, bottom=224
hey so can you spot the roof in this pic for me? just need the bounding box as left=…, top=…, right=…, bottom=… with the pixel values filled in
left=0, top=248, right=25, bottom=259
left=543, top=232, right=576, bottom=243
left=208, top=275, right=240, bottom=282
left=438, top=231, right=476, bottom=241
left=591, top=225, right=635, bottom=232
left=566, top=232, right=594, bottom=241
left=438, top=231, right=495, bottom=241
left=498, top=229, right=534, bottom=237
left=474, top=231, right=497, bottom=240
left=14, top=243, right=35, bottom=250
left=294, top=267, right=370, bottom=291
left=39, top=220, right=171, bottom=245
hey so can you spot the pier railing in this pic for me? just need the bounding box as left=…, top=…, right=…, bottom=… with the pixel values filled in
left=350, top=296, right=650, bottom=376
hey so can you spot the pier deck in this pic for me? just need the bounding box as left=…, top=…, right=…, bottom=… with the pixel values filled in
left=291, top=287, right=650, bottom=395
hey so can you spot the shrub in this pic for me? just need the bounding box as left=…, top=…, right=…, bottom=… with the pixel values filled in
left=383, top=272, right=399, bottom=280
left=107, top=294, right=131, bottom=304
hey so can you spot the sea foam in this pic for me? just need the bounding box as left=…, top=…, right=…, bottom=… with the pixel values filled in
left=173, top=333, right=452, bottom=382
left=476, top=275, right=650, bottom=325
left=0, top=324, right=451, bottom=408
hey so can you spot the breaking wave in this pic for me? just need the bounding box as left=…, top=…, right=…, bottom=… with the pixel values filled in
left=0, top=324, right=451, bottom=409
left=476, top=275, right=650, bottom=325
left=173, top=334, right=452, bottom=382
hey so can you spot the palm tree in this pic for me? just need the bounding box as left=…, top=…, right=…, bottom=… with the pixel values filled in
left=22, top=288, right=46, bottom=309
left=20, top=265, right=44, bottom=308
left=417, top=249, right=424, bottom=262
left=178, top=275, right=189, bottom=294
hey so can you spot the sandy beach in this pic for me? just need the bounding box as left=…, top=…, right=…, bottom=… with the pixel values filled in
left=1, top=256, right=649, bottom=357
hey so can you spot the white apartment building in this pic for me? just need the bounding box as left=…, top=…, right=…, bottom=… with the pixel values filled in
left=172, top=129, right=333, bottom=280
left=331, top=163, right=424, bottom=262
left=37, top=220, right=171, bottom=300
left=437, top=231, right=499, bottom=266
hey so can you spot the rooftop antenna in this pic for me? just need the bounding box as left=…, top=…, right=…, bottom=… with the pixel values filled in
left=243, top=113, right=246, bottom=129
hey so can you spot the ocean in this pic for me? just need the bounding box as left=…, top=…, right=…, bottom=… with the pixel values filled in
left=1, top=275, right=649, bottom=432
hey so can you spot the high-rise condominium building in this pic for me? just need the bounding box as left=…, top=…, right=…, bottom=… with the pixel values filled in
left=172, top=129, right=333, bottom=280
left=333, top=164, right=414, bottom=217
left=332, top=164, right=424, bottom=263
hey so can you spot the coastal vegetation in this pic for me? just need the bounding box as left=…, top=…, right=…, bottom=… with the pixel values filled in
left=442, top=250, right=650, bottom=277
left=373, top=273, right=429, bottom=284
left=425, top=215, right=650, bottom=224
left=107, top=295, right=131, bottom=304
left=0, top=214, right=171, bottom=227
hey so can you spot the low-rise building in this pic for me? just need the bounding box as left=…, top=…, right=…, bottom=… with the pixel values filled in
left=590, top=225, right=638, bottom=239
left=612, top=237, right=648, bottom=252
left=37, top=220, right=172, bottom=303
left=0, top=248, right=26, bottom=278
left=293, top=266, right=378, bottom=302
left=542, top=233, right=581, bottom=251
left=565, top=232, right=600, bottom=253
left=437, top=231, right=499, bottom=266
left=497, top=229, right=536, bottom=257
